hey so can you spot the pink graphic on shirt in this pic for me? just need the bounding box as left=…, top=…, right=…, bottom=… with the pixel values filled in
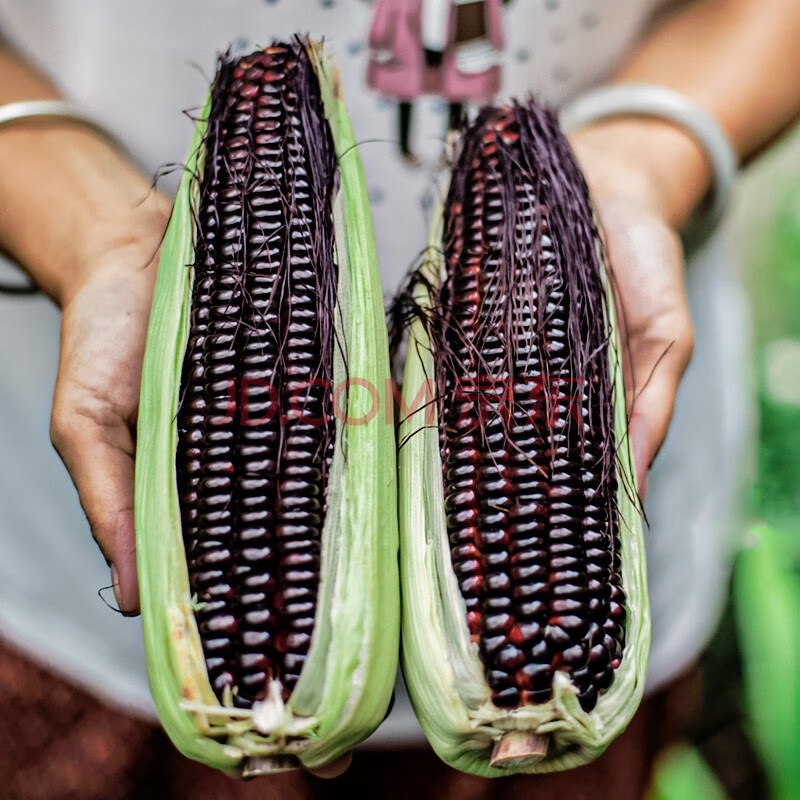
left=367, top=0, right=508, bottom=159
left=367, top=0, right=504, bottom=102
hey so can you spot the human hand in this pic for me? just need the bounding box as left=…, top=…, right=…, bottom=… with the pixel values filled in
left=48, top=193, right=168, bottom=615
left=570, top=118, right=706, bottom=499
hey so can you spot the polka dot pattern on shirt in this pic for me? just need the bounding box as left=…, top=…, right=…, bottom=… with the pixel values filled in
left=581, top=9, right=601, bottom=29
left=552, top=64, right=572, bottom=83
left=420, top=190, right=435, bottom=213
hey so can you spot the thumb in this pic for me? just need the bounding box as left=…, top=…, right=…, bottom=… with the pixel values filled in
left=51, top=408, right=140, bottom=614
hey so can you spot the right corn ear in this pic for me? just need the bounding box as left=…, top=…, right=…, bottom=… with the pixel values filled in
left=395, top=102, right=650, bottom=776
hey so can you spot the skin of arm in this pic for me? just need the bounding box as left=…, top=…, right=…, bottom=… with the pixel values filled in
left=0, top=0, right=797, bottom=631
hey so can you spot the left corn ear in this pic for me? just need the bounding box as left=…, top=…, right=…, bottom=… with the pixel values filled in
left=134, top=40, right=398, bottom=775
left=396, top=102, right=650, bottom=776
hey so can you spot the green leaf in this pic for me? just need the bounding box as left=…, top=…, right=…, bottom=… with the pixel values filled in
left=735, top=524, right=800, bottom=800
left=648, top=745, right=728, bottom=800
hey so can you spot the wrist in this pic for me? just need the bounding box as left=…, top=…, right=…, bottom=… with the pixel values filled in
left=73, top=179, right=170, bottom=307
left=0, top=121, right=169, bottom=305
left=568, top=116, right=711, bottom=229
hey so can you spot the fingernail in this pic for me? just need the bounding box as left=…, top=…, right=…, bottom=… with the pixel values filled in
left=629, top=420, right=649, bottom=502
left=110, top=564, right=125, bottom=612
left=635, top=464, right=648, bottom=502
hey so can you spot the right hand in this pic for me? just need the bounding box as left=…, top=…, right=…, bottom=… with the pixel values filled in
left=569, top=118, right=702, bottom=498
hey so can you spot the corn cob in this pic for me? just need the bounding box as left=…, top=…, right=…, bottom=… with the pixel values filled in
left=135, top=40, right=398, bottom=775
left=395, top=102, right=649, bottom=775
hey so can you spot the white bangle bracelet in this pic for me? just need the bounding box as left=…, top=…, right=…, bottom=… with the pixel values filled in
left=559, top=84, right=738, bottom=247
left=0, top=99, right=127, bottom=154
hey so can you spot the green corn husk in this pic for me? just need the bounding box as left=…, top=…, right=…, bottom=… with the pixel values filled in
left=134, top=42, right=399, bottom=775
left=397, top=106, right=650, bottom=776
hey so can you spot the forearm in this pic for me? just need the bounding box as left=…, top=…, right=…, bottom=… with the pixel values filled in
left=573, top=0, right=800, bottom=228
left=618, top=0, right=800, bottom=159
left=0, top=46, right=167, bottom=305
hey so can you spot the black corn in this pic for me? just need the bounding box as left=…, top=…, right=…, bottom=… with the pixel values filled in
left=175, top=42, right=338, bottom=708
left=435, top=105, right=626, bottom=713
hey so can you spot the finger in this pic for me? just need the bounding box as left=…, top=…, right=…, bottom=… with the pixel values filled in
left=627, top=333, right=693, bottom=500
left=51, top=406, right=140, bottom=614
left=308, top=752, right=352, bottom=779
left=628, top=414, right=652, bottom=501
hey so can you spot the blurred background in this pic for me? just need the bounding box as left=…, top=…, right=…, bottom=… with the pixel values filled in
left=649, top=128, right=800, bottom=800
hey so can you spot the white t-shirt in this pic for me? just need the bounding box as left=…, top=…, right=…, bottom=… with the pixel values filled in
left=0, top=0, right=750, bottom=744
